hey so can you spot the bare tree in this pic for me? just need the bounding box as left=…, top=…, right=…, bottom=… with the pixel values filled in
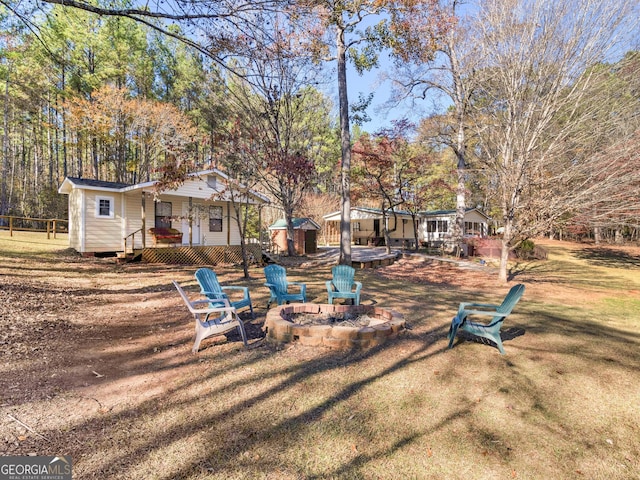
left=467, top=0, right=639, bottom=281
left=219, top=17, right=334, bottom=256
left=389, top=0, right=480, bottom=254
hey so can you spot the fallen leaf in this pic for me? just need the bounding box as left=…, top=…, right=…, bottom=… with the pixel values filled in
left=351, top=444, right=358, bottom=453
left=426, top=447, right=433, bottom=458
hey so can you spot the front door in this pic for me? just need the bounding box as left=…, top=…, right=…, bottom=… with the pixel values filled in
left=181, top=202, right=200, bottom=245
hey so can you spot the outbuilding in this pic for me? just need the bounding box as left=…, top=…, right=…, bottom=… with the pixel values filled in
left=268, top=218, right=321, bottom=255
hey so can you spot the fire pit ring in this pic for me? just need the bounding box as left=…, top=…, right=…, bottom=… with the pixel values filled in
left=263, top=303, right=405, bottom=349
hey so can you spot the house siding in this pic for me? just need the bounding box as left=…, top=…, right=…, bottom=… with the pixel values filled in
left=124, top=192, right=144, bottom=249
left=68, top=189, right=83, bottom=251
left=83, top=191, right=124, bottom=252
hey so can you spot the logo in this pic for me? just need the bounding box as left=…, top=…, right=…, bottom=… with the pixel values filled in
left=0, top=456, right=72, bottom=480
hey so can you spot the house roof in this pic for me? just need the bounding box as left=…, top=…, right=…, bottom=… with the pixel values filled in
left=323, top=206, right=490, bottom=222
left=269, top=218, right=321, bottom=230
left=420, top=207, right=490, bottom=219
left=323, top=206, right=415, bottom=222
left=59, top=169, right=270, bottom=204
left=58, top=177, right=133, bottom=193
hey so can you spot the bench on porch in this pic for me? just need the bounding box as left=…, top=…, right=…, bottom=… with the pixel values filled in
left=149, top=227, right=183, bottom=247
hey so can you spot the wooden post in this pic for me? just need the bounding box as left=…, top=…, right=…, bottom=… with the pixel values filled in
left=141, top=192, right=146, bottom=248
left=226, top=203, right=231, bottom=246
left=9, top=216, right=12, bottom=237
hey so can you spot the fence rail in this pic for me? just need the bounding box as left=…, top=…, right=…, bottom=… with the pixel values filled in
left=0, top=215, right=68, bottom=239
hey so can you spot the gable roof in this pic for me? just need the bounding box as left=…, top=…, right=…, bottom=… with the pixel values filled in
left=59, top=177, right=132, bottom=193
left=58, top=169, right=270, bottom=204
left=269, top=218, right=321, bottom=230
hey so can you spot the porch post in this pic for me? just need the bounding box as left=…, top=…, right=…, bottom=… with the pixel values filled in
left=226, top=202, right=231, bottom=246
left=189, top=197, right=193, bottom=247
left=141, top=192, right=146, bottom=248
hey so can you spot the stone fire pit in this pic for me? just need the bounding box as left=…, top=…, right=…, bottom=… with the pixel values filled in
left=263, top=303, right=405, bottom=349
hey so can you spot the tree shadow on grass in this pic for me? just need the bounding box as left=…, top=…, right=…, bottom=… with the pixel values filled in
left=572, top=247, right=640, bottom=268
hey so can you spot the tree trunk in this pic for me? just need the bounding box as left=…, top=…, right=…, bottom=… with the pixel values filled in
left=499, top=219, right=513, bottom=282
left=337, top=22, right=352, bottom=265
left=1, top=72, right=10, bottom=217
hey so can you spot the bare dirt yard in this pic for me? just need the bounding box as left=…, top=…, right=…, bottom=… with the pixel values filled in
left=1, top=233, right=639, bottom=479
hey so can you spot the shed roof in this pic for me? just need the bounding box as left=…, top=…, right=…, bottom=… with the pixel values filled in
left=269, top=218, right=321, bottom=230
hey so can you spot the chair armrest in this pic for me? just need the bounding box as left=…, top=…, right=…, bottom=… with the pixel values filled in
left=326, top=280, right=335, bottom=291
left=264, top=282, right=277, bottom=292
left=459, top=302, right=499, bottom=311
left=459, top=308, right=504, bottom=317
left=201, top=290, right=229, bottom=300
left=289, top=281, right=306, bottom=296
left=221, top=286, right=250, bottom=299
left=354, top=281, right=362, bottom=293
left=188, top=298, right=234, bottom=314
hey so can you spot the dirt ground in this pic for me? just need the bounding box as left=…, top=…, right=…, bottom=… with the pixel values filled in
left=1, top=239, right=639, bottom=467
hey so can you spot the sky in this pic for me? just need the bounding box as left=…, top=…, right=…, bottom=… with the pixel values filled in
left=319, top=57, right=436, bottom=135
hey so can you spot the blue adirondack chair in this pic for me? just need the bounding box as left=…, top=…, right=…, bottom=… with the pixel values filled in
left=263, top=264, right=307, bottom=308
left=173, top=280, right=247, bottom=353
left=447, top=283, right=525, bottom=354
left=195, top=268, right=254, bottom=318
left=326, top=265, right=362, bottom=305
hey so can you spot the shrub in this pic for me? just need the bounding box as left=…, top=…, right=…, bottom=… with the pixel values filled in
left=515, top=239, right=548, bottom=260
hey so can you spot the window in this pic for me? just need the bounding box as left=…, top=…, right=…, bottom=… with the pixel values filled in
left=155, top=201, right=172, bottom=229
left=427, top=220, right=448, bottom=233
left=209, top=205, right=223, bottom=232
left=95, top=196, right=114, bottom=218
left=353, top=222, right=361, bottom=231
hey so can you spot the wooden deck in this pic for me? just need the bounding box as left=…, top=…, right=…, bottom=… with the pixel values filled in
left=302, top=246, right=401, bottom=269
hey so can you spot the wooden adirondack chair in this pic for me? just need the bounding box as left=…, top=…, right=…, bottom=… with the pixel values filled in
left=195, top=268, right=254, bottom=318
left=263, top=264, right=307, bottom=308
left=447, top=283, right=525, bottom=354
left=326, top=265, right=363, bottom=305
left=172, top=280, right=247, bottom=353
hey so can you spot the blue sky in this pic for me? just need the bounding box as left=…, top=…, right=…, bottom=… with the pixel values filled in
left=320, top=62, right=432, bottom=135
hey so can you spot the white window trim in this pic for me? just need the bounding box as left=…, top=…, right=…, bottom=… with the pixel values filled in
left=95, top=195, right=115, bottom=219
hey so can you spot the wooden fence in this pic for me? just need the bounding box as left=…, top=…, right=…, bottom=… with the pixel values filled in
left=0, top=215, right=68, bottom=239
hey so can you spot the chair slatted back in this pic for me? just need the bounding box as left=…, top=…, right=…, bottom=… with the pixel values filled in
left=332, top=265, right=355, bottom=293
left=497, top=284, right=526, bottom=315
left=264, top=264, right=289, bottom=294
left=195, top=268, right=223, bottom=296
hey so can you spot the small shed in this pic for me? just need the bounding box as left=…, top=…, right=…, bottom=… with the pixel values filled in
left=269, top=218, right=321, bottom=255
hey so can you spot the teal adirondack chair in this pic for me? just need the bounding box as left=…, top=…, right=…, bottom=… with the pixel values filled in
left=326, top=265, right=362, bottom=305
left=447, top=283, right=525, bottom=354
left=195, top=268, right=254, bottom=318
left=173, top=280, right=247, bottom=353
left=263, top=264, right=307, bottom=308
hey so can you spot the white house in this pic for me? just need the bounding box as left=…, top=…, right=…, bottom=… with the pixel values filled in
left=322, top=206, right=490, bottom=248
left=419, top=208, right=490, bottom=246
left=323, top=207, right=419, bottom=247
left=58, top=169, right=269, bottom=255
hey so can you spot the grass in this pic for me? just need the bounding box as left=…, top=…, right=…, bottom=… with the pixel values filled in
left=0, top=229, right=70, bottom=256
left=1, top=233, right=639, bottom=479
